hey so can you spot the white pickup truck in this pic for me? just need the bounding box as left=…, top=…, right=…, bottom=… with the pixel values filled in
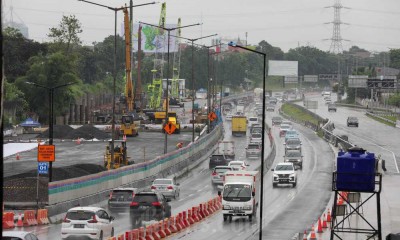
left=272, top=162, right=297, bottom=188
left=219, top=171, right=260, bottom=222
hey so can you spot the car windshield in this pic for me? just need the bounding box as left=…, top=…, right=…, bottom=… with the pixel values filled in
left=286, top=151, right=301, bottom=157
left=66, top=210, right=95, bottom=220
left=223, top=184, right=251, bottom=202
left=153, top=179, right=172, bottom=185
left=248, top=145, right=259, bottom=149
left=133, top=194, right=158, bottom=202
left=111, top=190, right=134, bottom=201
left=275, top=165, right=294, bottom=171
left=230, top=162, right=242, bottom=166
left=286, top=139, right=301, bottom=145
left=286, top=131, right=297, bottom=135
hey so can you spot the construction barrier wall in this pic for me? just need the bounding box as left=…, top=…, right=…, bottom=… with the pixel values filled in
left=47, top=92, right=251, bottom=217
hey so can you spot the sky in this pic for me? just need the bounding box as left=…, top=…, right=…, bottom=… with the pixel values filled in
left=3, top=0, right=400, bottom=53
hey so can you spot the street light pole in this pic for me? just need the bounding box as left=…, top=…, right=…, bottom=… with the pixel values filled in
left=171, top=34, right=218, bottom=142
left=26, top=81, right=77, bottom=182
left=78, top=0, right=155, bottom=166
left=228, top=42, right=266, bottom=240
left=139, top=21, right=200, bottom=153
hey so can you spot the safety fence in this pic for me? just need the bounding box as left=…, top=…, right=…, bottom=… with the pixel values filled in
left=2, top=209, right=50, bottom=229
left=106, top=196, right=222, bottom=240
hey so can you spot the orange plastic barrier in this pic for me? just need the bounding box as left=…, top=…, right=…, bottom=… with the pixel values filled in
left=187, top=209, right=195, bottom=224
left=138, top=227, right=145, bottom=240
left=192, top=207, right=200, bottom=222
left=117, top=234, right=124, bottom=240
left=37, top=209, right=50, bottom=225
left=151, top=224, right=161, bottom=240
left=163, top=218, right=171, bottom=236
left=23, top=210, right=37, bottom=226
left=2, top=212, right=15, bottom=229
left=145, top=225, right=154, bottom=240
left=125, top=230, right=132, bottom=240
left=175, top=214, right=183, bottom=231
left=157, top=220, right=166, bottom=238
left=132, top=229, right=139, bottom=240
left=107, top=237, right=116, bottom=240
left=182, top=211, right=190, bottom=228
left=168, top=216, right=178, bottom=233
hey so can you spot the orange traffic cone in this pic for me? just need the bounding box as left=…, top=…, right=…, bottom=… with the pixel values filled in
left=17, top=213, right=23, bottom=227
left=337, top=196, right=344, bottom=205
left=16, top=152, right=20, bottom=160
left=309, top=224, right=317, bottom=240
left=326, top=208, right=332, bottom=222
left=317, top=217, right=323, bottom=233
left=76, top=137, right=81, bottom=145
left=322, top=213, right=328, bottom=228
left=302, top=230, right=307, bottom=240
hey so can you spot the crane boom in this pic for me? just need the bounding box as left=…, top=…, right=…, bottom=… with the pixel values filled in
left=123, top=6, right=134, bottom=112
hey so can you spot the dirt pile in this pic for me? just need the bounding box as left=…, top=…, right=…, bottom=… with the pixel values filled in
left=38, top=125, right=74, bottom=139
left=66, top=125, right=110, bottom=140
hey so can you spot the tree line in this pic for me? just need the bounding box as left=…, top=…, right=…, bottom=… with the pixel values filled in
left=3, top=15, right=400, bottom=127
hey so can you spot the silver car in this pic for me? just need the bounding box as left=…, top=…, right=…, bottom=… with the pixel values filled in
left=211, top=166, right=235, bottom=185
left=246, top=143, right=261, bottom=158
left=284, top=150, right=303, bottom=169
left=151, top=178, right=180, bottom=199
left=250, top=133, right=262, bottom=144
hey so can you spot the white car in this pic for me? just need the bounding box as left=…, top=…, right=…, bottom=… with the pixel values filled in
left=226, top=113, right=233, bottom=121
left=272, top=162, right=297, bottom=188
left=61, top=207, right=115, bottom=240
left=151, top=178, right=180, bottom=199
left=249, top=133, right=262, bottom=144
left=228, top=160, right=249, bottom=170
left=3, top=231, right=39, bottom=240
left=248, top=117, right=259, bottom=127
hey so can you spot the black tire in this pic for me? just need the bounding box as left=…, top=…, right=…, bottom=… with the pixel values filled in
left=248, top=214, right=253, bottom=222
left=292, top=182, right=297, bottom=188
left=229, top=215, right=232, bottom=222
left=273, top=183, right=277, bottom=188
left=223, top=214, right=227, bottom=221
left=111, top=228, right=114, bottom=237
left=99, top=231, right=103, bottom=240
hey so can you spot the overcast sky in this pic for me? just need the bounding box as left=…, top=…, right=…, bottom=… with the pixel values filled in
left=3, top=0, right=400, bottom=53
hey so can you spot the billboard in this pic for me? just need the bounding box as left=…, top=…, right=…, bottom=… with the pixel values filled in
left=303, top=75, right=318, bottom=83
left=132, top=24, right=178, bottom=53
left=284, top=76, right=298, bottom=84
left=268, top=60, right=298, bottom=76
left=348, top=75, right=368, bottom=88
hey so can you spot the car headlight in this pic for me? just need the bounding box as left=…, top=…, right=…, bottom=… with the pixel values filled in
left=273, top=173, right=279, bottom=177
left=243, top=205, right=252, bottom=210
left=290, top=173, right=295, bottom=177
left=223, top=205, right=231, bottom=210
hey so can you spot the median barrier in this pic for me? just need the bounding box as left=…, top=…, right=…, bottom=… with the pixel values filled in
left=145, top=225, right=154, bottom=240
left=168, top=216, right=178, bottom=233
left=157, top=220, right=167, bottom=238
left=138, top=227, right=145, bottom=240
left=151, top=223, right=161, bottom=240
left=2, top=212, right=15, bottom=229
left=187, top=209, right=195, bottom=224
left=162, top=219, right=171, bottom=236
left=23, top=210, right=37, bottom=226
left=37, top=209, right=49, bottom=225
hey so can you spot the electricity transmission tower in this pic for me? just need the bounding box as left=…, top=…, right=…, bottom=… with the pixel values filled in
left=325, top=0, right=349, bottom=54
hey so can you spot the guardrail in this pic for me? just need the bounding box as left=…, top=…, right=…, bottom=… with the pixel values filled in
left=366, top=111, right=397, bottom=125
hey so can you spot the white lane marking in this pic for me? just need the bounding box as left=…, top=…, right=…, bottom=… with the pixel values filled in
left=178, top=193, right=194, bottom=202
left=339, top=127, right=399, bottom=173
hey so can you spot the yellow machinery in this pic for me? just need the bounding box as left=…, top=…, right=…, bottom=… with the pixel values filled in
left=104, top=140, right=131, bottom=170
left=120, top=7, right=139, bottom=137
left=154, top=111, right=180, bottom=134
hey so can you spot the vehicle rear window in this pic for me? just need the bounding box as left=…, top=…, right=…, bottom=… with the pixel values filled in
left=249, top=118, right=258, bottom=121
left=286, top=139, right=301, bottom=145
left=133, top=194, right=158, bottom=202
left=215, top=168, right=230, bottom=174
left=248, top=145, right=259, bottom=149
left=285, top=151, right=301, bottom=157
left=66, top=211, right=95, bottom=220
left=153, top=179, right=172, bottom=185
left=111, top=190, right=134, bottom=201
left=252, top=134, right=261, bottom=138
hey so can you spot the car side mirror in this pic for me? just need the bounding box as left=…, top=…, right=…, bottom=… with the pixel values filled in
left=110, top=216, right=115, bottom=221
left=252, top=192, right=255, bottom=197
left=166, top=198, right=171, bottom=202
left=271, top=169, right=274, bottom=171
left=217, top=191, right=221, bottom=196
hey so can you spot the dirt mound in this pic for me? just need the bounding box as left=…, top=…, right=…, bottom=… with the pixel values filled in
left=66, top=125, right=110, bottom=140
left=38, top=125, right=74, bottom=139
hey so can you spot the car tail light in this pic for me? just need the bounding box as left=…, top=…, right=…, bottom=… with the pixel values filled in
left=130, top=202, right=139, bottom=207
left=109, top=191, right=112, bottom=200
left=63, top=216, right=70, bottom=223
left=212, top=171, right=217, bottom=176
left=151, top=186, right=156, bottom=190
left=167, top=186, right=173, bottom=190
left=88, top=215, right=98, bottom=223
left=152, top=202, right=161, bottom=207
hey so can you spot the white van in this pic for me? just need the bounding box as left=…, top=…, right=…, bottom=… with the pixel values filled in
left=248, top=117, right=259, bottom=127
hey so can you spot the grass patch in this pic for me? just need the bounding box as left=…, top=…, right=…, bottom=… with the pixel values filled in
left=366, top=114, right=396, bottom=127
left=281, top=103, right=319, bottom=125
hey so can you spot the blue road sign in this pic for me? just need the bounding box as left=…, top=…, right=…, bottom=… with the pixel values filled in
left=38, top=162, right=49, bottom=174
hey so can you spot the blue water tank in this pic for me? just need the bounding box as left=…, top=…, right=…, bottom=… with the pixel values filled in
left=336, top=147, right=376, bottom=192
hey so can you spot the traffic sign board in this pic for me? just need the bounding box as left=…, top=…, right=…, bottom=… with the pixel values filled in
left=38, top=145, right=55, bottom=162
left=38, top=162, right=49, bottom=174
left=164, top=122, right=176, bottom=135
left=208, top=112, right=217, bottom=121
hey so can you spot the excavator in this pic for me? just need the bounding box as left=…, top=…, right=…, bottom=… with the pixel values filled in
left=104, top=140, right=132, bottom=170
left=120, top=6, right=139, bottom=137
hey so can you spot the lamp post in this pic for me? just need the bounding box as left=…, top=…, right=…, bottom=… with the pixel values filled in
left=78, top=0, right=155, bottom=164
left=26, top=81, right=77, bottom=182
left=139, top=21, right=200, bottom=153
left=170, top=34, right=217, bottom=142
left=228, top=41, right=266, bottom=240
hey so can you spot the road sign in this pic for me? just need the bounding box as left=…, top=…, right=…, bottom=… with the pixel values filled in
left=303, top=75, right=318, bottom=83
left=38, top=162, right=49, bottom=174
left=164, top=121, right=176, bottom=135
left=38, top=145, right=55, bottom=162
left=208, top=111, right=217, bottom=121
left=348, top=75, right=368, bottom=88
left=284, top=76, right=298, bottom=84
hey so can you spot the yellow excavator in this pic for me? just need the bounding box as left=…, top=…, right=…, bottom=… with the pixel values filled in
left=104, top=140, right=132, bottom=170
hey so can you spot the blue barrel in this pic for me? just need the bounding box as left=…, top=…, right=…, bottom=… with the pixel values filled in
left=336, top=147, right=376, bottom=192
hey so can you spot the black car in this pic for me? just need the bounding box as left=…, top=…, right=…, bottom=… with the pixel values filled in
left=108, top=188, right=138, bottom=213
left=328, top=104, right=337, bottom=112
left=272, top=116, right=283, bottom=126
left=209, top=154, right=230, bottom=169
left=129, top=191, right=171, bottom=227
left=347, top=117, right=359, bottom=127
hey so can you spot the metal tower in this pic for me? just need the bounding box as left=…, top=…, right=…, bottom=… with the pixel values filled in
left=325, top=0, right=349, bottom=54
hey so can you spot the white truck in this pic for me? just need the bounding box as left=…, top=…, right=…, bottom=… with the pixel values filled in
left=219, top=170, right=260, bottom=222
left=217, top=141, right=235, bottom=160
left=236, top=105, right=244, bottom=114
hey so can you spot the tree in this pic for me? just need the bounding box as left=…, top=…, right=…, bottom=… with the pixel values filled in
left=389, top=49, right=400, bottom=70
left=48, top=15, right=83, bottom=54
left=3, top=27, right=47, bottom=82
left=15, top=52, right=83, bottom=124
